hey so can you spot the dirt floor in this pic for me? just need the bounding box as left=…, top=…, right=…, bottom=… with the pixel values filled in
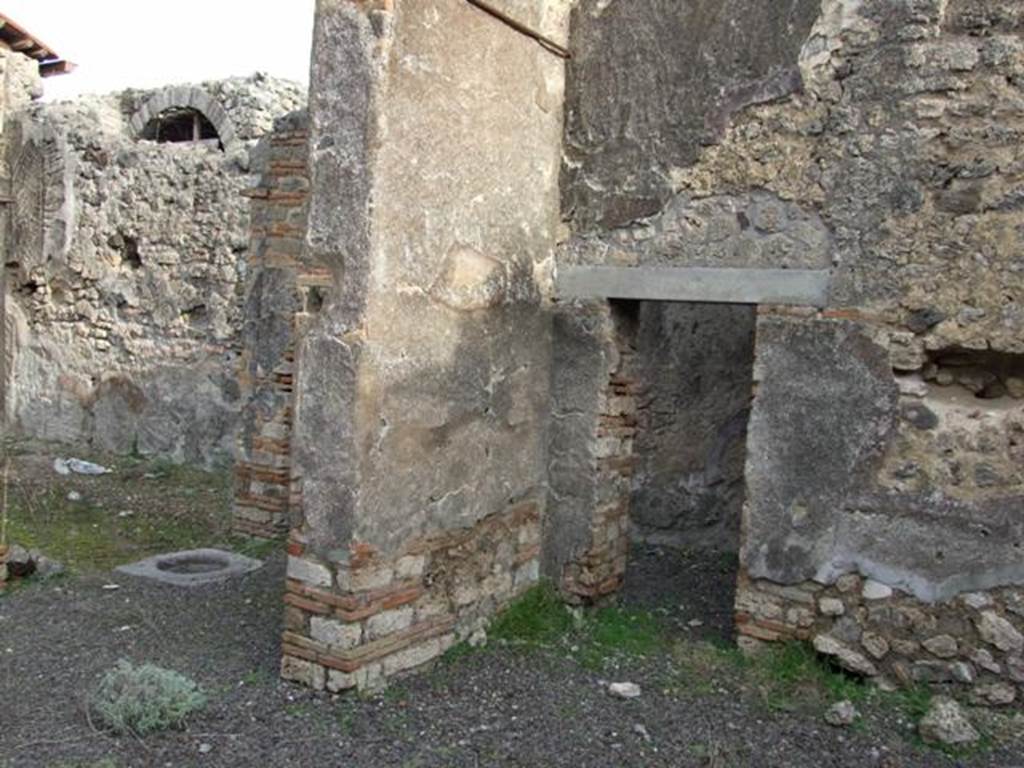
left=1, top=443, right=1023, bottom=768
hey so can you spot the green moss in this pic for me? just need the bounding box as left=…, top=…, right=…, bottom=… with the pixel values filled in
left=485, top=583, right=667, bottom=670
left=6, top=491, right=124, bottom=572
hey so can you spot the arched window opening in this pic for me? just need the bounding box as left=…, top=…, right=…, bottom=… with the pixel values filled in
left=141, top=107, right=221, bottom=148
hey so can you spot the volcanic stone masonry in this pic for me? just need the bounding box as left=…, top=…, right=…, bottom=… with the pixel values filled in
left=560, top=0, right=1024, bottom=700
left=277, top=0, right=1024, bottom=700
left=2, top=74, right=305, bottom=465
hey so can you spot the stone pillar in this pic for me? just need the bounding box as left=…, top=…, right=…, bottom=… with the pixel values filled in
left=282, top=0, right=569, bottom=691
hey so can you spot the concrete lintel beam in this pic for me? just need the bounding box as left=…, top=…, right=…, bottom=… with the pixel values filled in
left=555, top=266, right=830, bottom=307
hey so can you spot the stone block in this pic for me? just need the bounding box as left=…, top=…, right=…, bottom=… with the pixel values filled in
left=381, top=637, right=446, bottom=677
left=365, top=607, right=414, bottom=641
left=326, top=669, right=358, bottom=692
left=287, top=556, right=333, bottom=588
left=310, top=617, right=362, bottom=650
left=819, top=597, right=845, bottom=616
left=395, top=555, right=426, bottom=580
left=922, top=634, right=958, bottom=659
left=975, top=611, right=1024, bottom=654
left=281, top=655, right=325, bottom=690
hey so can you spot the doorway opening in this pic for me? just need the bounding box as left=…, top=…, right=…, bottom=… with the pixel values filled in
left=614, top=300, right=756, bottom=642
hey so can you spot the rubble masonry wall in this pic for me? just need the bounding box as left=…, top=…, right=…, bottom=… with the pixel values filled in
left=563, top=0, right=1024, bottom=700
left=3, top=76, right=304, bottom=465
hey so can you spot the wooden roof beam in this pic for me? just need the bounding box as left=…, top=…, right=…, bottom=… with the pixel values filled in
left=40, top=59, right=75, bottom=78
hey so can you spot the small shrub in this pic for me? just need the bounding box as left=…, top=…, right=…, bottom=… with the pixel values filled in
left=90, top=660, right=206, bottom=736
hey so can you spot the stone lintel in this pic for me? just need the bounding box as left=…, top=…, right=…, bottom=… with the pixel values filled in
left=555, top=266, right=830, bottom=307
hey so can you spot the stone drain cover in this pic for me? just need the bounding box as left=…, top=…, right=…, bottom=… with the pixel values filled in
left=116, top=548, right=263, bottom=587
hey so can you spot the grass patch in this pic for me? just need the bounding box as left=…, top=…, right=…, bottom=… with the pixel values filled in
left=489, top=583, right=574, bottom=647
left=89, top=660, right=206, bottom=736
left=481, top=583, right=667, bottom=671
left=746, top=641, right=868, bottom=712
left=577, top=605, right=665, bottom=669
left=439, top=640, right=476, bottom=666
left=227, top=535, right=282, bottom=560
left=239, top=667, right=275, bottom=687
left=3, top=447, right=237, bottom=573
left=879, top=682, right=932, bottom=723
left=672, top=639, right=868, bottom=711
left=7, top=490, right=123, bottom=572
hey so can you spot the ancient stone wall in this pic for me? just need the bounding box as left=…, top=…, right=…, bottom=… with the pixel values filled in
left=282, top=0, right=568, bottom=692
left=563, top=0, right=1024, bottom=701
left=3, top=75, right=305, bottom=464
left=233, top=110, right=324, bottom=538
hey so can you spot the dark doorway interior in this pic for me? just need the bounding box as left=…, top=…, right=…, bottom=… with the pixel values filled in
left=620, top=301, right=757, bottom=642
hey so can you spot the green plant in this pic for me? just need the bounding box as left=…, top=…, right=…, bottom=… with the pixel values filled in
left=742, top=641, right=867, bottom=712
left=487, top=583, right=669, bottom=671
left=89, top=660, right=206, bottom=736
left=439, top=640, right=476, bottom=665
left=881, top=683, right=932, bottom=722
left=228, top=535, right=282, bottom=560
left=489, top=583, right=573, bottom=646
left=577, top=605, right=665, bottom=669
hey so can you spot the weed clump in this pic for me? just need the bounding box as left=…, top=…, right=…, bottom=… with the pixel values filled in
left=90, top=660, right=206, bottom=736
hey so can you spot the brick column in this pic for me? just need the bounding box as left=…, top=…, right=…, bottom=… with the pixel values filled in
left=233, top=112, right=321, bottom=538
left=560, top=302, right=637, bottom=602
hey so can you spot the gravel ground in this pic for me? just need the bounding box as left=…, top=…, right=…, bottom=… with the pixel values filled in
left=1, top=445, right=1021, bottom=767
left=3, top=550, right=1023, bottom=768
left=621, top=544, right=738, bottom=643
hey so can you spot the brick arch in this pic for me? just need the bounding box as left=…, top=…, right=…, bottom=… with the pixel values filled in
left=128, top=86, right=241, bottom=154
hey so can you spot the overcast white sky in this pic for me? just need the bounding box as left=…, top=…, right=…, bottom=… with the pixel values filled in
left=5, top=0, right=316, bottom=101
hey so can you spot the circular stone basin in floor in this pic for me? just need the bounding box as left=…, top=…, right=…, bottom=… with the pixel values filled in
left=116, top=548, right=263, bottom=587
left=156, top=553, right=231, bottom=575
